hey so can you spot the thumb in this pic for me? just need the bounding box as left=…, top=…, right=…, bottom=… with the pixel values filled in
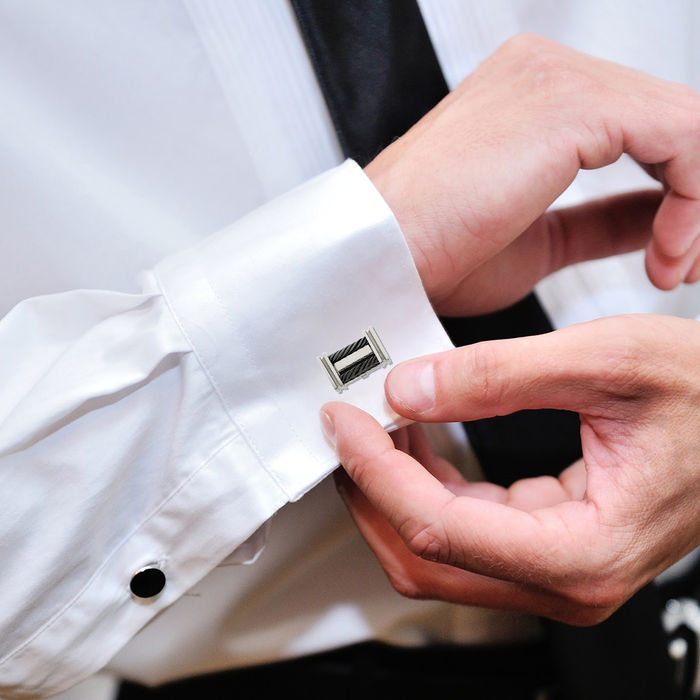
left=385, top=316, right=652, bottom=423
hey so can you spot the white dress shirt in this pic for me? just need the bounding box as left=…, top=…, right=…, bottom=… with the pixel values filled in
left=0, top=1, right=698, bottom=698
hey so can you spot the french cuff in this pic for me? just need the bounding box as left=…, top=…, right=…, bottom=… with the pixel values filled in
left=155, top=159, right=454, bottom=503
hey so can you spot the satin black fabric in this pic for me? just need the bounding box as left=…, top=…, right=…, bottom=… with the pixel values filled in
left=290, top=0, right=448, bottom=167
left=118, top=639, right=556, bottom=700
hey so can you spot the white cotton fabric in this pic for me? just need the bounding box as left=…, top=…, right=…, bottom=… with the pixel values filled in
left=0, top=1, right=697, bottom=698
left=0, top=157, right=454, bottom=698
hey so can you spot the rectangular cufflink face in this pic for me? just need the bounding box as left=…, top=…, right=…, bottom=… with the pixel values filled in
left=319, top=327, right=392, bottom=393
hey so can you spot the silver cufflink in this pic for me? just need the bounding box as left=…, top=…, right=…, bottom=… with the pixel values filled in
left=319, top=327, right=392, bottom=393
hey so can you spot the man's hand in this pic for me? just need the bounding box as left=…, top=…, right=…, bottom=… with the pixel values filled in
left=365, top=34, right=700, bottom=315
left=322, top=314, right=700, bottom=624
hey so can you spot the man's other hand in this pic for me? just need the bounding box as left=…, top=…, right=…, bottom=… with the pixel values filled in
left=366, top=34, right=700, bottom=315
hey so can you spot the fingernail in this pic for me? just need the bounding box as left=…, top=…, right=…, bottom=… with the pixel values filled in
left=320, top=409, right=336, bottom=448
left=386, top=361, right=435, bottom=413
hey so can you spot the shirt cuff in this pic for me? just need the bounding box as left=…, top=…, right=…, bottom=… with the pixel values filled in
left=154, top=158, right=454, bottom=502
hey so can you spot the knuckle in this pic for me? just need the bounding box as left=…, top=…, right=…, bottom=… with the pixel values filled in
left=559, top=603, right=616, bottom=627
left=578, top=115, right=624, bottom=168
left=403, top=517, right=451, bottom=564
left=465, top=341, right=506, bottom=408
left=502, top=34, right=595, bottom=100
left=386, top=571, right=425, bottom=600
left=589, top=316, right=658, bottom=397
left=561, top=578, right=628, bottom=621
left=499, top=32, right=553, bottom=58
left=341, top=445, right=390, bottom=493
left=647, top=83, right=700, bottom=143
left=675, top=82, right=700, bottom=110
left=341, top=450, right=371, bottom=484
left=672, top=102, right=700, bottom=143
left=649, top=83, right=700, bottom=149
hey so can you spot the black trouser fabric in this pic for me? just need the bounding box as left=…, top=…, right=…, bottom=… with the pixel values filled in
left=117, top=638, right=560, bottom=700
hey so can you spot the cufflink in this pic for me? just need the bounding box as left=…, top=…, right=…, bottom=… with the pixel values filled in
left=130, top=565, right=166, bottom=600
left=319, top=327, right=391, bottom=392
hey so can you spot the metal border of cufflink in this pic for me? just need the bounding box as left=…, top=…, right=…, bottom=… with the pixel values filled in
left=319, top=327, right=392, bottom=393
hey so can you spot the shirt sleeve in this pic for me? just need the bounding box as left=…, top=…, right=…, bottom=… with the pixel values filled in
left=0, top=160, right=454, bottom=699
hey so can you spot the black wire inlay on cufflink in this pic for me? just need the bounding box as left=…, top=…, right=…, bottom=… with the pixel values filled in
left=319, top=327, right=392, bottom=393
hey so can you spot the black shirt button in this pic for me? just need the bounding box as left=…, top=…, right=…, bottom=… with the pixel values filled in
left=130, top=566, right=166, bottom=599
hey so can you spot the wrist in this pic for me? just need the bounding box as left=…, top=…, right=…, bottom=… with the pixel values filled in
left=364, top=156, right=433, bottom=297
